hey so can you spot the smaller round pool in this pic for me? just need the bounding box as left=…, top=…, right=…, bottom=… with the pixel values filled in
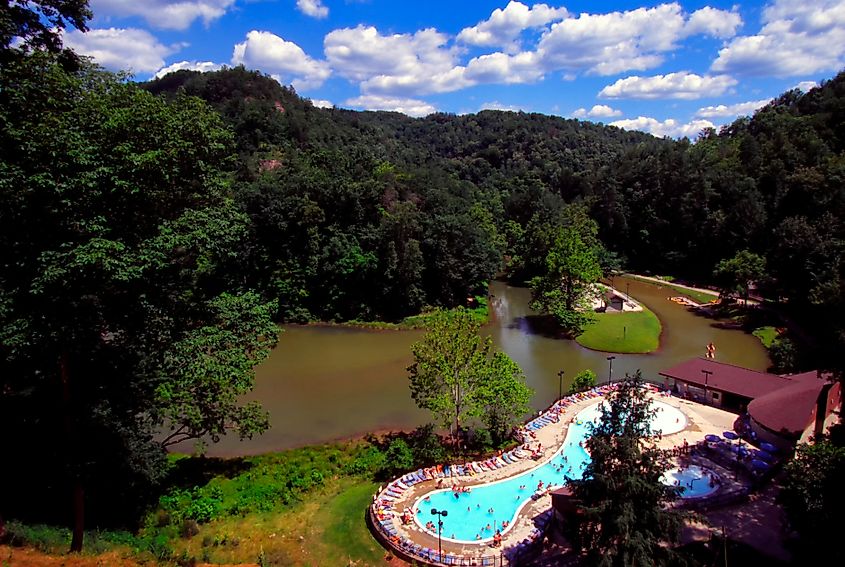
left=661, top=465, right=719, bottom=498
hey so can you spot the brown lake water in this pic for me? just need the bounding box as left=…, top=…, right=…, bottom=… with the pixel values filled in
left=193, top=276, right=769, bottom=456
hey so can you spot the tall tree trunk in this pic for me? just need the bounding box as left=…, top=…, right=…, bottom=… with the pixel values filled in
left=60, top=353, right=84, bottom=552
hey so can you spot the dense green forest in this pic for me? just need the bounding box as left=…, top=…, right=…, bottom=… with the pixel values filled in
left=2, top=8, right=844, bottom=553
left=145, top=66, right=845, bottom=370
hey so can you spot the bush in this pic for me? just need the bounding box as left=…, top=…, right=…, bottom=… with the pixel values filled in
left=381, top=439, right=415, bottom=478
left=408, top=423, right=447, bottom=466
left=569, top=369, right=597, bottom=394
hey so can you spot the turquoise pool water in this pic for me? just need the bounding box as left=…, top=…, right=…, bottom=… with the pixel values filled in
left=415, top=421, right=591, bottom=543
left=660, top=465, right=719, bottom=498
left=413, top=399, right=688, bottom=543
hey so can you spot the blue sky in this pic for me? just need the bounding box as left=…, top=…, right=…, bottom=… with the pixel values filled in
left=61, top=1, right=845, bottom=137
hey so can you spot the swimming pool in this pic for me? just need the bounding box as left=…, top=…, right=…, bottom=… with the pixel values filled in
left=413, top=399, right=688, bottom=543
left=660, top=465, right=719, bottom=498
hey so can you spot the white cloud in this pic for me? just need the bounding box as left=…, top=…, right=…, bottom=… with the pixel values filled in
left=154, top=60, right=222, bottom=78
left=685, top=6, right=743, bottom=38
left=62, top=28, right=177, bottom=73
left=599, top=72, right=737, bottom=100
left=345, top=94, right=436, bottom=117
left=325, top=25, right=471, bottom=96
left=537, top=3, right=741, bottom=76
left=695, top=98, right=771, bottom=118
left=462, top=50, right=544, bottom=85
left=610, top=116, right=715, bottom=138
left=309, top=98, right=333, bottom=108
left=296, top=0, right=329, bottom=19
left=232, top=30, right=330, bottom=90
left=794, top=80, right=819, bottom=91
left=92, top=0, right=235, bottom=30
left=480, top=101, right=526, bottom=112
left=457, top=1, right=568, bottom=52
left=711, top=0, right=845, bottom=77
left=572, top=104, right=623, bottom=118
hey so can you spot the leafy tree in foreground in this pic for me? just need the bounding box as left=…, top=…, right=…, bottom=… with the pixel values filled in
left=568, top=369, right=597, bottom=394
left=779, top=436, right=845, bottom=564
left=568, top=371, right=687, bottom=566
left=408, top=308, right=492, bottom=444
left=476, top=352, right=532, bottom=445
left=407, top=308, right=532, bottom=445
left=713, top=249, right=766, bottom=304
left=0, top=0, right=91, bottom=54
left=0, top=54, right=277, bottom=551
left=530, top=214, right=603, bottom=336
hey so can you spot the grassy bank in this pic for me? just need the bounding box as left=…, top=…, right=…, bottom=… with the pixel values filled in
left=575, top=307, right=662, bottom=354
left=624, top=274, right=720, bottom=305
left=752, top=325, right=778, bottom=348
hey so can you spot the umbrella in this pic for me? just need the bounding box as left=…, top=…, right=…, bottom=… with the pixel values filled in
left=751, top=459, right=770, bottom=470
left=704, top=434, right=721, bottom=443
left=723, top=431, right=739, bottom=441
left=751, top=449, right=774, bottom=462
left=760, top=442, right=778, bottom=453
left=730, top=445, right=748, bottom=456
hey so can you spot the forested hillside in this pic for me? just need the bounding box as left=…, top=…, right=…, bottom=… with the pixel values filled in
left=144, top=68, right=845, bottom=374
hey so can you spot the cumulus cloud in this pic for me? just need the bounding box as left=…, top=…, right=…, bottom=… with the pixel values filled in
left=537, top=3, right=741, bottom=76
left=457, top=1, right=568, bottom=52
left=296, top=0, right=329, bottom=19
left=154, top=60, right=222, bottom=78
left=324, top=5, right=745, bottom=99
left=62, top=28, right=177, bottom=73
left=324, top=25, right=471, bottom=96
left=695, top=99, right=771, bottom=118
left=480, top=101, right=526, bottom=112
left=232, top=30, right=330, bottom=90
left=572, top=104, right=623, bottom=118
left=685, top=6, right=743, bottom=38
left=92, top=0, right=235, bottom=30
left=610, top=116, right=715, bottom=138
left=309, top=98, right=333, bottom=108
left=345, top=94, right=436, bottom=117
left=599, top=72, right=737, bottom=99
left=794, top=80, right=820, bottom=92
left=711, top=0, right=845, bottom=77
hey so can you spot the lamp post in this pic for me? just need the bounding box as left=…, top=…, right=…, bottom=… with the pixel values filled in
left=607, top=355, right=616, bottom=385
left=701, top=369, right=712, bottom=405
left=431, top=508, right=448, bottom=562
left=557, top=370, right=565, bottom=400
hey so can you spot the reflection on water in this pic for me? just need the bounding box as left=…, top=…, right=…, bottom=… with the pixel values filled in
left=188, top=276, right=769, bottom=456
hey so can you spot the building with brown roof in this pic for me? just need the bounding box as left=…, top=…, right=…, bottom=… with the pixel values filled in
left=659, top=358, right=840, bottom=449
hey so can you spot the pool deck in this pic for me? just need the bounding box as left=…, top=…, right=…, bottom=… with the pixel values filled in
left=372, top=389, right=742, bottom=564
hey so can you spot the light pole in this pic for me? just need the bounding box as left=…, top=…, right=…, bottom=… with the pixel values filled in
left=557, top=370, right=565, bottom=400
left=607, top=355, right=616, bottom=385
left=431, top=508, right=448, bottom=562
left=701, top=369, right=713, bottom=404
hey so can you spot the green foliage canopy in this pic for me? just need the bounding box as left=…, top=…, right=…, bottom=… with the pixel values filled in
left=568, top=371, right=687, bottom=566
left=407, top=308, right=532, bottom=444
left=0, top=54, right=277, bottom=546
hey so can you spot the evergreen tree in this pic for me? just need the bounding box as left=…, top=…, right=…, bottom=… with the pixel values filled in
left=568, top=371, right=688, bottom=566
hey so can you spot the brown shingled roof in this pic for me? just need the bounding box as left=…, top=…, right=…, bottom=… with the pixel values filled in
left=748, top=375, right=826, bottom=437
left=659, top=358, right=794, bottom=399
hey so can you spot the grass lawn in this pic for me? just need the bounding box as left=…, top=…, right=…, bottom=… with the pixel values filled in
left=171, top=478, right=388, bottom=566
left=575, top=308, right=662, bottom=354
left=752, top=326, right=778, bottom=348
left=624, top=274, right=720, bottom=305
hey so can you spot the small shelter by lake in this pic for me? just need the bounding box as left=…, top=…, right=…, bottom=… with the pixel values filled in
left=659, top=358, right=840, bottom=450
